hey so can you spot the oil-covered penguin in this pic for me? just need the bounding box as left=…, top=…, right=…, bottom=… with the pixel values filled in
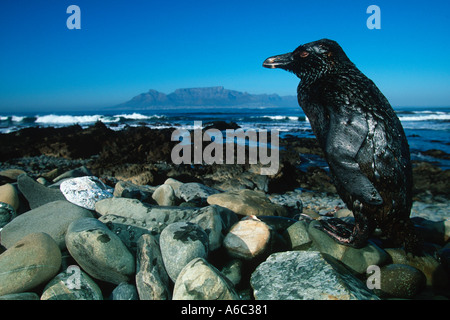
left=263, top=39, right=420, bottom=253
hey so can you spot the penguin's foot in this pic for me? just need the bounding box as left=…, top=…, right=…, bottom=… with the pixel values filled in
left=315, top=217, right=368, bottom=249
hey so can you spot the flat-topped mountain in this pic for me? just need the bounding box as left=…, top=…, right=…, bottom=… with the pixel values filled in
left=114, top=86, right=297, bottom=109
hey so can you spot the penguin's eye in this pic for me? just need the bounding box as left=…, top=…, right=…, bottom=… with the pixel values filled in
left=299, top=51, right=309, bottom=58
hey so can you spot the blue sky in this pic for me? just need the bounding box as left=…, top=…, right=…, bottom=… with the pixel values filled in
left=0, top=0, right=449, bottom=112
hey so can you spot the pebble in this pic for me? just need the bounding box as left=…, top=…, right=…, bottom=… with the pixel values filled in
left=110, top=282, right=139, bottom=300
left=0, top=183, right=19, bottom=228
left=250, top=251, right=379, bottom=300
left=176, top=182, right=220, bottom=205
left=223, top=218, right=271, bottom=260
left=207, top=189, right=288, bottom=217
left=114, top=180, right=155, bottom=202
left=60, top=176, right=114, bottom=210
left=135, top=234, right=171, bottom=300
left=283, top=221, right=312, bottom=250
left=0, top=169, right=26, bottom=181
left=221, top=259, right=243, bottom=286
left=40, top=266, right=103, bottom=300
left=188, top=205, right=238, bottom=251
left=17, top=174, right=66, bottom=209
left=95, top=197, right=197, bottom=228
left=374, top=264, right=426, bottom=299
left=159, top=222, right=209, bottom=282
left=385, top=248, right=448, bottom=289
left=98, top=214, right=157, bottom=253
left=308, top=220, right=390, bottom=274
left=52, top=166, right=93, bottom=183
left=173, top=258, right=239, bottom=300
left=0, top=292, right=40, bottom=300
left=163, top=178, right=183, bottom=194
left=152, top=184, right=177, bottom=206
left=65, top=217, right=135, bottom=284
left=1, top=200, right=93, bottom=250
left=0, top=183, right=20, bottom=211
left=0, top=232, right=61, bottom=296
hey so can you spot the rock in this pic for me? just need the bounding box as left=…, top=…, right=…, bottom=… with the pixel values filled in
left=52, top=166, right=93, bottom=183
left=110, top=282, right=139, bottom=300
left=0, top=292, right=40, bottom=300
left=65, top=217, right=135, bottom=284
left=308, top=220, right=390, bottom=274
left=135, top=234, right=171, bottom=300
left=164, top=178, right=183, bottom=194
left=160, top=222, right=209, bottom=282
left=176, top=182, right=220, bottom=205
left=268, top=191, right=303, bottom=214
left=17, top=174, right=66, bottom=209
left=284, top=221, right=312, bottom=250
left=207, top=189, right=288, bottom=217
left=223, top=218, right=271, bottom=260
left=0, top=233, right=61, bottom=296
left=60, top=176, right=114, bottom=210
left=374, top=264, right=426, bottom=299
left=40, top=266, right=103, bottom=300
left=188, top=205, right=238, bottom=251
left=152, top=184, right=176, bottom=206
left=385, top=248, right=448, bottom=289
left=173, top=258, right=239, bottom=300
left=0, top=202, right=16, bottom=229
left=0, top=169, right=26, bottom=181
left=114, top=180, right=155, bottom=202
left=99, top=214, right=157, bottom=253
left=250, top=251, right=379, bottom=300
left=117, top=170, right=154, bottom=186
left=95, top=197, right=198, bottom=230
left=221, top=259, right=243, bottom=286
left=335, top=208, right=353, bottom=218
left=0, top=183, right=20, bottom=211
left=1, top=200, right=93, bottom=250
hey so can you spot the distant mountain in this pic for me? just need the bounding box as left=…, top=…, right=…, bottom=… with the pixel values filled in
left=113, top=86, right=297, bottom=110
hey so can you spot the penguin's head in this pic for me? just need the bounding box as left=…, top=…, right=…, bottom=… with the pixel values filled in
left=263, top=39, right=352, bottom=79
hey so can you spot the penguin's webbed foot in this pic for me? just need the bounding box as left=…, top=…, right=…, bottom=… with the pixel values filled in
left=315, top=217, right=368, bottom=249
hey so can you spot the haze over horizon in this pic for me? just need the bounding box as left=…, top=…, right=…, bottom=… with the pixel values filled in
left=1, top=0, right=450, bottom=113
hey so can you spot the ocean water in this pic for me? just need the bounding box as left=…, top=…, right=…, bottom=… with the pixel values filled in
left=1, top=106, right=449, bottom=169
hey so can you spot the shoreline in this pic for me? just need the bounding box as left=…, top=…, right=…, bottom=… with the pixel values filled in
left=0, top=121, right=449, bottom=300
left=1, top=121, right=448, bottom=221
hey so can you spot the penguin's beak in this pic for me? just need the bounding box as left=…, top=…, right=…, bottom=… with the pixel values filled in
left=263, top=52, right=294, bottom=69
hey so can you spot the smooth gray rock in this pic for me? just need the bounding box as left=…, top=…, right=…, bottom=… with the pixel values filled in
left=188, top=205, right=238, bottom=251
left=176, top=183, right=220, bottom=204
left=0, top=292, right=40, bottom=300
left=17, top=174, right=66, bottom=209
left=0, top=233, right=61, bottom=296
left=65, top=218, right=135, bottom=284
left=95, top=197, right=198, bottom=230
left=41, top=266, right=103, bottom=300
left=1, top=200, right=93, bottom=250
left=284, top=221, right=312, bottom=250
left=99, top=214, right=157, bottom=253
left=160, top=222, right=209, bottom=282
left=110, top=282, right=139, bottom=300
left=135, top=234, right=171, bottom=300
left=173, top=258, right=239, bottom=300
left=250, top=251, right=379, bottom=300
left=152, top=184, right=177, bottom=206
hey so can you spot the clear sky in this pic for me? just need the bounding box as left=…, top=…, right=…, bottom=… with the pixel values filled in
left=1, top=0, right=450, bottom=112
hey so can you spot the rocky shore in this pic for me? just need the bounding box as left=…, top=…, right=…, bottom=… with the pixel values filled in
left=0, top=122, right=449, bottom=300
